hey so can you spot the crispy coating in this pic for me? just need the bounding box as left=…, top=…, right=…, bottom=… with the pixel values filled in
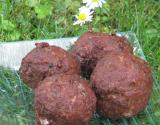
left=91, top=52, right=153, bottom=119
left=20, top=43, right=80, bottom=88
left=35, top=74, right=96, bottom=125
left=71, top=32, right=133, bottom=78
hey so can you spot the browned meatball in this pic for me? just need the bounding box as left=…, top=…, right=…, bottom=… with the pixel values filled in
left=20, top=43, right=80, bottom=89
left=35, top=74, right=97, bottom=125
left=71, top=32, right=133, bottom=78
left=91, top=52, right=153, bottom=119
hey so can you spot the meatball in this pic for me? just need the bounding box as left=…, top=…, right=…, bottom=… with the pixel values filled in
left=20, top=42, right=80, bottom=88
left=35, top=74, right=96, bottom=125
left=91, top=52, right=153, bottom=119
left=71, top=32, right=133, bottom=78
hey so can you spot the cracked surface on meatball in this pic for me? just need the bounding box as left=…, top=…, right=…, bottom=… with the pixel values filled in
left=35, top=74, right=96, bottom=125
left=71, top=32, right=133, bottom=78
left=91, top=52, right=153, bottom=119
left=20, top=43, right=80, bottom=88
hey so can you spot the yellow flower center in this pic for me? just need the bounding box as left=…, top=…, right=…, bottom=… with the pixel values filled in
left=78, top=13, right=87, bottom=21
left=92, top=0, right=98, bottom=2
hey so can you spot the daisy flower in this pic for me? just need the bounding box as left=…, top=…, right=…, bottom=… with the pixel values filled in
left=83, top=0, right=106, bottom=9
left=73, top=6, right=94, bottom=26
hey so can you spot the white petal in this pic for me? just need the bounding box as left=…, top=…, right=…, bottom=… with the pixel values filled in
left=73, top=21, right=80, bottom=25
left=80, top=23, right=83, bottom=26
left=98, top=2, right=102, bottom=7
left=82, top=0, right=88, bottom=3
left=101, top=0, right=106, bottom=3
left=79, top=6, right=92, bottom=13
left=86, top=15, right=93, bottom=21
left=75, top=15, right=78, bottom=19
left=85, top=0, right=106, bottom=9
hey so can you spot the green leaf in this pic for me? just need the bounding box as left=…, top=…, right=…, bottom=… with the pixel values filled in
left=68, top=1, right=80, bottom=11
left=94, top=16, right=101, bottom=24
left=155, top=111, right=160, bottom=117
left=64, top=0, right=72, bottom=8
left=103, top=2, right=110, bottom=12
left=146, top=29, right=158, bottom=38
left=9, top=31, right=21, bottom=41
left=34, top=4, right=53, bottom=19
left=1, top=19, right=15, bottom=31
left=0, top=3, right=2, bottom=14
left=25, top=0, right=39, bottom=7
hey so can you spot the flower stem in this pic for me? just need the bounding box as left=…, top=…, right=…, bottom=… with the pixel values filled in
left=88, top=23, right=93, bottom=32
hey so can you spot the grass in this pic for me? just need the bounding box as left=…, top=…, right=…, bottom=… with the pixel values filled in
left=0, top=0, right=160, bottom=125
left=0, top=67, right=34, bottom=125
